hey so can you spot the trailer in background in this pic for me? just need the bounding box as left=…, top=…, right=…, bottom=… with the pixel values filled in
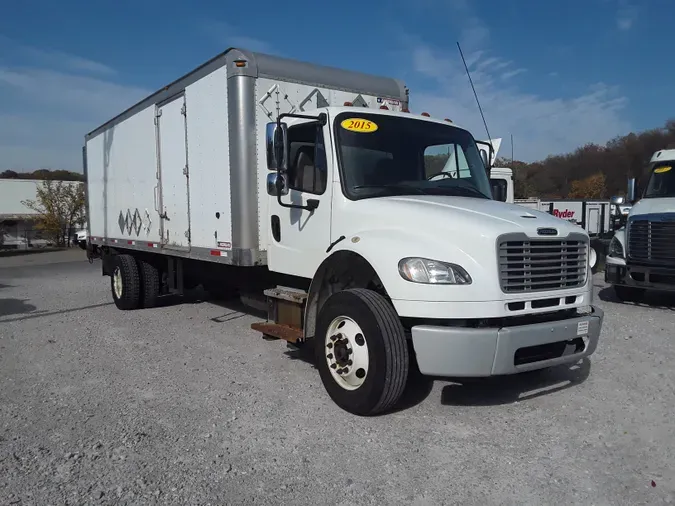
left=514, top=198, right=613, bottom=239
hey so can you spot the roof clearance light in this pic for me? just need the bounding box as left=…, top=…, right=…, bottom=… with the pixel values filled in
left=344, top=101, right=353, bottom=106
left=380, top=105, right=389, bottom=110
left=444, top=118, right=453, bottom=123
left=402, top=108, right=410, bottom=113
left=421, top=112, right=431, bottom=117
left=234, top=60, right=247, bottom=68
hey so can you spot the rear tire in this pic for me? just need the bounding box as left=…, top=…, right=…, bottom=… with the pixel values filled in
left=613, top=284, right=645, bottom=303
left=110, top=254, right=141, bottom=310
left=137, top=258, right=160, bottom=308
left=314, top=288, right=409, bottom=416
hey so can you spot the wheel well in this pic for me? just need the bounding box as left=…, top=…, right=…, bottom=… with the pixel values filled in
left=304, top=251, right=388, bottom=340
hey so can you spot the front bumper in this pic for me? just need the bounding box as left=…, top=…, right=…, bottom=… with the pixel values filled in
left=605, top=258, right=675, bottom=292
left=411, top=305, right=604, bottom=377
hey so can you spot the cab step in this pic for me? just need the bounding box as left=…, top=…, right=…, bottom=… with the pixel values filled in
left=251, top=286, right=308, bottom=344
left=250, top=322, right=303, bottom=343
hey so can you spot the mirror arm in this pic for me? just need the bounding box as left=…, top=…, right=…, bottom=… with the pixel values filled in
left=272, top=113, right=325, bottom=212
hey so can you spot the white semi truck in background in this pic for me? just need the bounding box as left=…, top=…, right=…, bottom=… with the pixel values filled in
left=83, top=47, right=604, bottom=415
left=605, top=149, right=675, bottom=301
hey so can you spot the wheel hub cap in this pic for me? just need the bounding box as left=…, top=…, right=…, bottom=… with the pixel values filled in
left=113, top=266, right=123, bottom=298
left=325, top=316, right=369, bottom=391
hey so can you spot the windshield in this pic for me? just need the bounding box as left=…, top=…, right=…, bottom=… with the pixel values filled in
left=334, top=112, right=493, bottom=200
left=644, top=162, right=675, bottom=198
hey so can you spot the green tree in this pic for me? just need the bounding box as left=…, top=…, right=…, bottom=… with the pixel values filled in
left=21, top=181, right=86, bottom=247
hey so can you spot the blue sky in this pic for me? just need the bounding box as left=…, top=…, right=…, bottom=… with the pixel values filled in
left=0, top=0, right=671, bottom=170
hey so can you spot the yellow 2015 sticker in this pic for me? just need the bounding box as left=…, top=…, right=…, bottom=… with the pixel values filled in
left=654, top=166, right=672, bottom=174
left=341, top=118, right=378, bottom=133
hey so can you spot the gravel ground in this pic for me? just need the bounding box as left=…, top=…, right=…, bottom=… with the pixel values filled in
left=1, top=250, right=674, bottom=505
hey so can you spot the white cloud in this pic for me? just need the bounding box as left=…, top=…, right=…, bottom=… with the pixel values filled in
left=398, top=6, right=631, bottom=162
left=0, top=43, right=150, bottom=170
left=201, top=21, right=279, bottom=55
left=0, top=36, right=116, bottom=76
left=616, top=0, right=638, bottom=30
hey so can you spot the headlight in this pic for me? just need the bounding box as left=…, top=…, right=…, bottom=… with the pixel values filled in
left=398, top=257, right=472, bottom=284
left=608, top=236, right=624, bottom=258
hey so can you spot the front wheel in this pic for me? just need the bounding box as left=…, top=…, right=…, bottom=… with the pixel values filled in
left=314, top=288, right=409, bottom=416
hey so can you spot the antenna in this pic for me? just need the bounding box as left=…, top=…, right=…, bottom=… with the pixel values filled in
left=457, top=41, right=492, bottom=148
left=511, top=133, right=514, bottom=165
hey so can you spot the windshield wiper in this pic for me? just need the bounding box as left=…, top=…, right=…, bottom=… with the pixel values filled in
left=352, top=184, right=428, bottom=195
left=444, top=185, right=490, bottom=199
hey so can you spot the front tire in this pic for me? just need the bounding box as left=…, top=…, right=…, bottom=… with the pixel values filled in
left=314, top=288, right=409, bottom=416
left=110, top=254, right=141, bottom=310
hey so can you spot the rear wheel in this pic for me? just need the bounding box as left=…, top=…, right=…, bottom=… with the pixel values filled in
left=613, top=284, right=645, bottom=303
left=137, top=258, right=160, bottom=308
left=110, top=254, right=141, bottom=310
left=314, top=288, right=409, bottom=416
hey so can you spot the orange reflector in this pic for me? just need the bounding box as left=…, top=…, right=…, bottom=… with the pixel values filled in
left=234, top=60, right=247, bottom=67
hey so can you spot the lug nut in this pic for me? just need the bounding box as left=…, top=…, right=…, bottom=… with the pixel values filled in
left=347, top=360, right=353, bottom=366
left=347, top=348, right=352, bottom=355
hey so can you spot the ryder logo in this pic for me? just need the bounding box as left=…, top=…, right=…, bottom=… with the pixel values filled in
left=553, top=209, right=575, bottom=219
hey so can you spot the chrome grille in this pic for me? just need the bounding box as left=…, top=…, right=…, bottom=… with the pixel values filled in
left=628, top=217, right=675, bottom=264
left=498, top=235, right=588, bottom=293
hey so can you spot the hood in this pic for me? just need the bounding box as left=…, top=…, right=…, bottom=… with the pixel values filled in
left=629, top=197, right=675, bottom=217
left=348, top=195, right=586, bottom=239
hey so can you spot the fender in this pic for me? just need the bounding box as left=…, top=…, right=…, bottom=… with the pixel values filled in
left=304, top=228, right=491, bottom=339
left=326, top=227, right=493, bottom=302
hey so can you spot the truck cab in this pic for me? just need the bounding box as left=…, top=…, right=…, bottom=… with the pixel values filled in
left=264, top=106, right=603, bottom=414
left=606, top=149, right=675, bottom=301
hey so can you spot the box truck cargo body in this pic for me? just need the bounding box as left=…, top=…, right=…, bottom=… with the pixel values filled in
left=84, top=48, right=604, bottom=416
left=85, top=48, right=408, bottom=266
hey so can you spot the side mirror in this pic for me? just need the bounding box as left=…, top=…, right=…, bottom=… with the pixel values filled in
left=610, top=195, right=624, bottom=205
left=627, top=178, right=636, bottom=203
left=480, top=149, right=490, bottom=171
left=266, top=122, right=288, bottom=171
left=490, top=180, right=507, bottom=202
left=474, top=140, right=493, bottom=174
left=266, top=172, right=288, bottom=196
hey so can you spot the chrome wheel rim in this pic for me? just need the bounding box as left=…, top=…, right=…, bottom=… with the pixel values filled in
left=325, top=316, right=369, bottom=391
left=113, top=266, right=123, bottom=298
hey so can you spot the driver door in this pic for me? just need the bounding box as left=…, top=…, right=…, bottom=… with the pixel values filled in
left=267, top=120, right=333, bottom=278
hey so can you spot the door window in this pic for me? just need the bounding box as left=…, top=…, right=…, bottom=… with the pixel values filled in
left=286, top=122, right=328, bottom=195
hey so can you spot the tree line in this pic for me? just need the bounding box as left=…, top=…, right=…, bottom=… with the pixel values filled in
left=1, top=169, right=85, bottom=182
left=498, top=118, right=675, bottom=200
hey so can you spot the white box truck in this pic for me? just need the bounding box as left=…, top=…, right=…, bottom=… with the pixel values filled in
left=606, top=149, right=675, bottom=301
left=83, top=48, right=604, bottom=416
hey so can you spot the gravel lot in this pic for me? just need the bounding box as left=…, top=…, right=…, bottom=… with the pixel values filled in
left=1, top=250, right=674, bottom=505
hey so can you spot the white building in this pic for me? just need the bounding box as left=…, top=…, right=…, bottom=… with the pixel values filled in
left=0, top=179, right=85, bottom=249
